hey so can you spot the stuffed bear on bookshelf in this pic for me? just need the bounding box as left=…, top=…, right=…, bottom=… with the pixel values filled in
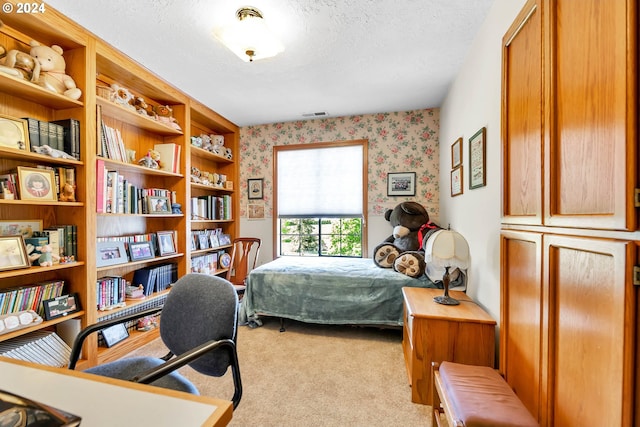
left=29, top=41, right=82, bottom=100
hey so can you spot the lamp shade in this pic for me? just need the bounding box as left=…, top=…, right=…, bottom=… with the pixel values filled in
left=423, top=229, right=470, bottom=271
left=214, top=7, right=284, bottom=62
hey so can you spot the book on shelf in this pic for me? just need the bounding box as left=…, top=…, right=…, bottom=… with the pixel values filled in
left=22, top=117, right=40, bottom=149
left=0, top=280, right=65, bottom=317
left=51, top=118, right=81, bottom=160
left=38, top=119, right=49, bottom=148
left=96, top=276, right=127, bottom=310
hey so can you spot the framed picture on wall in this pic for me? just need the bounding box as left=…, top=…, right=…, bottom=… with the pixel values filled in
left=248, top=178, right=263, bottom=199
left=451, top=166, right=463, bottom=197
left=451, top=137, right=462, bottom=168
left=469, top=127, right=487, bottom=189
left=387, top=172, right=416, bottom=196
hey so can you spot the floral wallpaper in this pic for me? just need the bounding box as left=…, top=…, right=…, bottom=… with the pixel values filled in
left=238, top=108, right=440, bottom=220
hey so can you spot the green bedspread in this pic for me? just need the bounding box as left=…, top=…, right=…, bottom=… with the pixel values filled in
left=240, top=256, right=440, bottom=327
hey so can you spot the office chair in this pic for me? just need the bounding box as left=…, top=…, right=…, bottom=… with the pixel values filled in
left=68, top=273, right=242, bottom=409
left=226, top=237, right=261, bottom=298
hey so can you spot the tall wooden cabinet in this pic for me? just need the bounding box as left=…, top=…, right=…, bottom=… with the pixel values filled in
left=0, top=2, right=239, bottom=368
left=500, top=1, right=637, bottom=426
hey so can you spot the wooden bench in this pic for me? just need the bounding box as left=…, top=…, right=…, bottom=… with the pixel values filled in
left=432, top=361, right=538, bottom=427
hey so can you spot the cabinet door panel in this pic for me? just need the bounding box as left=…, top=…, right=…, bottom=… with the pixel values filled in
left=500, top=231, right=543, bottom=421
left=501, top=1, right=543, bottom=224
left=545, top=235, right=633, bottom=426
left=545, top=0, right=634, bottom=229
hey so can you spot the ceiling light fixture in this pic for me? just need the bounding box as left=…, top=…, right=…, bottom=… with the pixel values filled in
left=214, top=7, right=284, bottom=63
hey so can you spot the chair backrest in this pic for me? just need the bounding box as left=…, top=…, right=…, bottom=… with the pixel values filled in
left=160, top=273, right=238, bottom=377
left=226, top=238, right=261, bottom=286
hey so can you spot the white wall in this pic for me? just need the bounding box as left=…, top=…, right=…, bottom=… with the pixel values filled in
left=438, top=0, right=526, bottom=322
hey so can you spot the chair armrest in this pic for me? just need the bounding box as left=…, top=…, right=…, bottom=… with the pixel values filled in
left=68, top=306, right=163, bottom=369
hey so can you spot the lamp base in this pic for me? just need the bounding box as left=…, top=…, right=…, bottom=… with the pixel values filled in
left=433, top=295, right=460, bottom=306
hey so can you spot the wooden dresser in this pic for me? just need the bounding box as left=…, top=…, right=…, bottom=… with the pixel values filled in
left=402, top=287, right=496, bottom=404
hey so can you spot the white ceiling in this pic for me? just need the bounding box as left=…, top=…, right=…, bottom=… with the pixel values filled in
left=47, top=0, right=494, bottom=127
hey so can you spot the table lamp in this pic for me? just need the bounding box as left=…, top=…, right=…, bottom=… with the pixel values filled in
left=424, top=229, right=470, bottom=305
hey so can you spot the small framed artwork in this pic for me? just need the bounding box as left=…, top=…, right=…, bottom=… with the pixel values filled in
left=157, top=231, right=177, bottom=256
left=16, top=166, right=57, bottom=201
left=128, top=241, right=155, bottom=262
left=387, top=172, right=416, bottom=196
left=43, top=293, right=81, bottom=320
left=0, top=114, right=30, bottom=151
left=209, top=234, right=220, bottom=248
left=248, top=178, right=263, bottom=200
left=248, top=203, right=265, bottom=220
left=101, top=323, right=129, bottom=348
left=148, top=196, right=170, bottom=214
left=0, top=235, right=30, bottom=272
left=451, top=137, right=462, bottom=168
left=218, top=233, right=231, bottom=246
left=451, top=166, right=464, bottom=197
left=96, top=241, right=128, bottom=267
left=197, top=234, right=210, bottom=250
left=0, top=220, right=43, bottom=237
left=469, top=127, right=487, bottom=189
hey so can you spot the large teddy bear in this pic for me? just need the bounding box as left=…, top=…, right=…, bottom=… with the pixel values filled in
left=29, top=41, right=82, bottom=100
left=373, top=201, right=441, bottom=278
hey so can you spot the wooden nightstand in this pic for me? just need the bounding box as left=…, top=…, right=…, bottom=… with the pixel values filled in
left=402, top=287, right=496, bottom=405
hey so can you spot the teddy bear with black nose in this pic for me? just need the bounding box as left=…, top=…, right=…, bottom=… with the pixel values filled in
left=373, top=201, right=441, bottom=278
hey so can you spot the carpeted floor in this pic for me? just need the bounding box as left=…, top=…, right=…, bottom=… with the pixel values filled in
left=126, top=318, right=432, bottom=427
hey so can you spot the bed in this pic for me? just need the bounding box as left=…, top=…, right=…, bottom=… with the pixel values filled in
left=240, top=256, right=457, bottom=328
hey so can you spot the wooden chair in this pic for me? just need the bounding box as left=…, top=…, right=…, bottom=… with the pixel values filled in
left=226, top=238, right=261, bottom=298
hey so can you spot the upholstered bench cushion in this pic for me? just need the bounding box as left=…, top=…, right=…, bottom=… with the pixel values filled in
left=439, top=361, right=538, bottom=427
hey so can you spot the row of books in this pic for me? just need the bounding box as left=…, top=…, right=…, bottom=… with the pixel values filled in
left=0, top=330, right=71, bottom=367
left=191, top=251, right=228, bottom=275
left=96, top=160, right=177, bottom=214
left=0, top=280, right=65, bottom=317
left=23, top=117, right=81, bottom=160
left=97, top=106, right=128, bottom=162
left=0, top=166, right=75, bottom=202
left=96, top=276, right=129, bottom=311
left=191, top=194, right=232, bottom=220
left=131, top=263, right=177, bottom=296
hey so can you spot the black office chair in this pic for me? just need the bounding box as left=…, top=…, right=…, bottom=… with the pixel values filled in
left=68, top=273, right=242, bottom=409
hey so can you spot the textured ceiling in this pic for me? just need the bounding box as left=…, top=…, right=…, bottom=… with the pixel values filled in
left=47, top=0, right=494, bottom=127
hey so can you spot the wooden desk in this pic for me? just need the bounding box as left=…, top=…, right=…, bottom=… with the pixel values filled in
left=402, top=287, right=496, bottom=405
left=0, top=357, right=232, bottom=426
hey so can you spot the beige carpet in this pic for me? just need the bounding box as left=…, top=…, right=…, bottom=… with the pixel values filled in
left=126, top=318, right=432, bottom=427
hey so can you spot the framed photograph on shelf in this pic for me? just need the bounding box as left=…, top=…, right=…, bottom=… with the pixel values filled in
left=469, top=127, right=487, bottom=189
left=0, top=220, right=43, bottom=237
left=100, top=323, right=129, bottom=348
left=128, top=241, right=155, bottom=262
left=96, top=241, right=128, bottom=267
left=0, top=235, right=30, bottom=272
left=197, top=234, right=210, bottom=250
left=451, top=137, right=462, bottom=168
left=451, top=166, right=463, bottom=197
left=0, top=114, right=30, bottom=151
left=147, top=196, right=170, bottom=214
left=16, top=167, right=57, bottom=202
left=157, top=231, right=177, bottom=256
left=42, top=293, right=81, bottom=320
left=387, top=172, right=416, bottom=196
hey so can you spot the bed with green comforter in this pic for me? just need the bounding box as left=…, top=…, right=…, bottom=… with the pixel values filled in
left=240, top=256, right=443, bottom=328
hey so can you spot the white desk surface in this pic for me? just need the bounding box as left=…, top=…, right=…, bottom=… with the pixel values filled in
left=0, top=357, right=232, bottom=427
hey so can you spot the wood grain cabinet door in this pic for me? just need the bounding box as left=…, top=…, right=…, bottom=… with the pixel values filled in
left=544, top=235, right=634, bottom=427
left=544, top=0, right=636, bottom=230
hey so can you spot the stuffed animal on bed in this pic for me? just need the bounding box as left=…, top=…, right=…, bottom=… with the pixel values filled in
left=373, top=201, right=441, bottom=278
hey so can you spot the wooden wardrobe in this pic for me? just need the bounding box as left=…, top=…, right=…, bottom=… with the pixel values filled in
left=500, top=0, right=637, bottom=426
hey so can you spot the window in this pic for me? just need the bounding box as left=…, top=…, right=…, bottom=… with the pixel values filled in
left=274, top=140, right=368, bottom=257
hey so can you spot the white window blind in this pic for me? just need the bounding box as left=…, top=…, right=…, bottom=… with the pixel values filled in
left=277, top=144, right=363, bottom=217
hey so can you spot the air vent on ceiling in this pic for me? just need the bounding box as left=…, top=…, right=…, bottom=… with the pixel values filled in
left=302, top=111, right=329, bottom=117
